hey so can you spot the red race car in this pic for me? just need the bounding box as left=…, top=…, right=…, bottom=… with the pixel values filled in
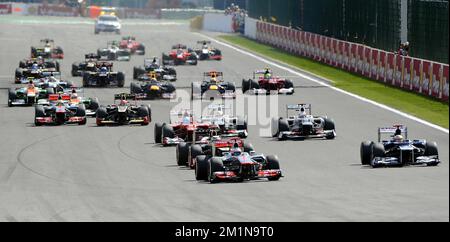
left=162, top=44, right=198, bottom=66
left=119, top=36, right=145, bottom=55
left=242, top=68, right=295, bottom=95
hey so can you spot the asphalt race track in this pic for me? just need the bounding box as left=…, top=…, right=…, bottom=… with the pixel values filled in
left=0, top=17, right=448, bottom=221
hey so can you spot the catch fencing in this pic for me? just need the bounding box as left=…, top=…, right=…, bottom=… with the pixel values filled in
left=247, top=18, right=449, bottom=102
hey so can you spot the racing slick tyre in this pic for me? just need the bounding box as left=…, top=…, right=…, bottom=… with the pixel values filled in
left=324, top=118, right=336, bottom=140
left=162, top=123, right=175, bottom=141
left=266, top=155, right=281, bottom=181
left=71, top=63, right=79, bottom=77
left=108, top=52, right=116, bottom=61
left=425, top=142, right=439, bottom=166
left=82, top=73, right=90, bottom=87
left=208, top=158, right=225, bottom=183
left=117, top=72, right=125, bottom=88
left=237, top=116, right=247, bottom=132
left=242, top=79, right=251, bottom=94
left=19, top=61, right=26, bottom=68
left=96, top=107, right=108, bottom=126
left=168, top=68, right=177, bottom=77
left=371, top=143, right=386, bottom=168
left=189, top=145, right=204, bottom=169
left=284, top=79, right=294, bottom=89
left=56, top=62, right=60, bottom=72
left=15, top=68, right=22, bottom=81
left=133, top=67, right=145, bottom=80
left=360, top=141, right=373, bottom=165
left=226, top=83, right=236, bottom=92
left=195, top=155, right=208, bottom=181
left=244, top=143, right=254, bottom=153
left=138, top=45, right=145, bottom=55
left=89, top=98, right=100, bottom=114
left=162, top=54, right=170, bottom=65
left=8, top=88, right=16, bottom=107
left=76, top=104, right=87, bottom=125
left=130, top=82, right=142, bottom=94
left=176, top=142, right=190, bottom=166
left=154, top=122, right=164, bottom=144
left=34, top=105, right=46, bottom=126
left=275, top=118, right=290, bottom=140
left=165, top=83, right=176, bottom=94
left=249, top=79, right=260, bottom=90
left=138, top=105, right=150, bottom=126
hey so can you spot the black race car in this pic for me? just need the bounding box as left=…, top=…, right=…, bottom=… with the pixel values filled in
left=31, top=39, right=64, bottom=59
left=130, top=73, right=176, bottom=100
left=96, top=93, right=151, bottom=126
left=133, top=58, right=177, bottom=81
left=82, top=62, right=125, bottom=88
left=191, top=71, right=236, bottom=100
left=71, top=54, right=101, bottom=77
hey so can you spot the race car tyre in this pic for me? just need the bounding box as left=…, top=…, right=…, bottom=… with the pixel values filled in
left=166, top=83, right=176, bottom=94
left=425, top=141, right=439, bottom=157
left=237, top=116, right=247, bottom=131
left=195, top=155, right=208, bottom=181
left=130, top=82, right=142, bottom=94
left=133, top=67, right=145, bottom=80
left=244, top=143, right=254, bottom=153
left=90, top=98, right=100, bottom=112
left=154, top=122, right=164, bottom=144
left=8, top=88, right=16, bottom=107
left=162, top=123, right=175, bottom=140
left=56, top=62, right=60, bottom=72
left=82, top=73, right=90, bottom=87
left=189, top=145, right=204, bottom=169
left=277, top=118, right=290, bottom=138
left=15, top=68, right=22, bottom=80
left=266, top=155, right=281, bottom=181
left=162, top=54, right=170, bottom=65
left=138, top=106, right=150, bottom=126
left=76, top=104, right=86, bottom=117
left=19, top=61, right=26, bottom=68
left=108, top=52, right=116, bottom=61
left=242, top=79, right=250, bottom=94
left=324, top=118, right=336, bottom=131
left=250, top=79, right=260, bottom=90
left=31, top=47, right=37, bottom=58
left=360, top=141, right=373, bottom=165
left=66, top=81, right=74, bottom=88
left=34, top=105, right=45, bottom=126
left=271, top=118, right=279, bottom=137
left=71, top=63, right=79, bottom=77
left=117, top=72, right=125, bottom=88
left=208, top=158, right=225, bottom=183
left=371, top=143, right=386, bottom=167
left=168, top=68, right=177, bottom=77
left=176, top=142, right=190, bottom=166
left=96, top=107, right=108, bottom=126
left=226, top=82, right=236, bottom=92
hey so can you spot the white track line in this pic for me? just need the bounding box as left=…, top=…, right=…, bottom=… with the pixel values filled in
left=196, top=32, right=449, bottom=134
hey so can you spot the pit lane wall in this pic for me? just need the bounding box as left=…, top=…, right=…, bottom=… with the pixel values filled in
left=243, top=17, right=449, bottom=102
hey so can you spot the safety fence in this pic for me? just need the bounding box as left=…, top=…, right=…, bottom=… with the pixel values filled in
left=0, top=3, right=12, bottom=14
left=250, top=19, right=448, bottom=102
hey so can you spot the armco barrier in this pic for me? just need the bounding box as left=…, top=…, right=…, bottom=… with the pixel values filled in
left=244, top=19, right=449, bottom=102
left=0, top=3, right=12, bottom=14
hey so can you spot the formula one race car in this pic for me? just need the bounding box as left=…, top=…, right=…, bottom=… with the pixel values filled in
left=191, top=71, right=236, bottom=100
left=62, top=88, right=100, bottom=117
left=34, top=94, right=86, bottom=126
left=8, top=85, right=53, bottom=107
left=154, top=109, right=220, bottom=146
left=242, top=68, right=294, bottom=95
left=360, top=125, right=440, bottom=168
left=195, top=142, right=283, bottom=183
left=198, top=104, right=248, bottom=138
left=162, top=44, right=198, bottom=66
left=71, top=54, right=100, bottom=77
left=133, top=58, right=177, bottom=81
left=130, top=72, right=176, bottom=100
left=18, top=57, right=60, bottom=71
left=96, top=93, right=151, bottom=126
left=15, top=63, right=59, bottom=83
left=271, top=104, right=336, bottom=140
left=97, top=41, right=131, bottom=61
left=31, top=39, right=64, bottom=59
left=193, top=41, right=222, bottom=61
left=82, top=62, right=125, bottom=88
left=119, top=36, right=145, bottom=55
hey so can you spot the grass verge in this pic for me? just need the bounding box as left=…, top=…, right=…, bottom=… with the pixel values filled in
left=219, top=35, right=449, bottom=129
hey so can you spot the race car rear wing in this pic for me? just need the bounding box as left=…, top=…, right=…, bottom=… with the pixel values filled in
left=378, top=125, right=408, bottom=142
left=40, top=39, right=54, bottom=43
left=85, top=54, right=100, bottom=60
left=204, top=71, right=223, bottom=78
left=114, top=93, right=137, bottom=101
left=172, top=44, right=187, bottom=50
left=286, top=104, right=312, bottom=117
left=48, top=93, right=71, bottom=102
left=253, top=69, right=273, bottom=79
left=197, top=40, right=211, bottom=44
left=122, top=36, right=136, bottom=41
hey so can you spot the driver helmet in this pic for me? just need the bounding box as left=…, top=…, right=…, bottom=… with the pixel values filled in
left=230, top=144, right=242, bottom=157
left=393, top=135, right=404, bottom=143
left=298, top=107, right=307, bottom=118
left=182, top=111, right=190, bottom=124
left=100, top=66, right=108, bottom=72
left=264, top=69, right=272, bottom=79
left=31, top=63, right=39, bottom=70
left=28, top=80, right=35, bottom=88
left=71, top=89, right=78, bottom=99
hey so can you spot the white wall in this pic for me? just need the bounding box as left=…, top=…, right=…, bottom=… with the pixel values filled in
left=245, top=17, right=257, bottom=40
left=203, top=13, right=234, bottom=33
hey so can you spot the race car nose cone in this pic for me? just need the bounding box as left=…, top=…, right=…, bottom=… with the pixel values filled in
left=209, top=85, right=218, bottom=90
left=150, top=86, right=160, bottom=91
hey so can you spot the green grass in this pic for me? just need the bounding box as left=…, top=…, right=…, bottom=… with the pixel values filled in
left=219, top=35, right=449, bottom=129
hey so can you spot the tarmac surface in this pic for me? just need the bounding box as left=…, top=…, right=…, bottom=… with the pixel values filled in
left=0, top=16, right=448, bottom=221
